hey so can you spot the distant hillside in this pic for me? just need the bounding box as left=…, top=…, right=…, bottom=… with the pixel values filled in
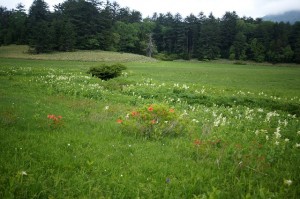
left=263, top=10, right=300, bottom=24
left=0, top=45, right=157, bottom=63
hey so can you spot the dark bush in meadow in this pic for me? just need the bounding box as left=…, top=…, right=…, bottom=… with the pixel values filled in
left=88, top=63, right=127, bottom=80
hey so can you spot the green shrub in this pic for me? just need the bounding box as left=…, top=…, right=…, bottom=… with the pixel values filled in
left=117, top=104, right=188, bottom=139
left=153, top=53, right=178, bottom=61
left=88, top=63, right=127, bottom=80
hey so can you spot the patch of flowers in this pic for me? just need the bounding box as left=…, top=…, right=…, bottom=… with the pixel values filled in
left=34, top=70, right=104, bottom=100
left=47, top=114, right=63, bottom=129
left=117, top=104, right=188, bottom=139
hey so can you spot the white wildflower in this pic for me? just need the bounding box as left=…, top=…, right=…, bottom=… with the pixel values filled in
left=284, top=179, right=292, bottom=186
left=192, top=119, right=199, bottom=123
left=283, top=119, right=288, bottom=127
left=266, top=135, right=269, bottom=140
left=255, top=130, right=259, bottom=136
left=104, top=106, right=109, bottom=110
left=295, top=143, right=300, bottom=148
left=275, top=141, right=280, bottom=145
left=257, top=108, right=264, bottom=112
left=21, top=171, right=27, bottom=176
left=274, top=127, right=281, bottom=139
left=284, top=138, right=289, bottom=142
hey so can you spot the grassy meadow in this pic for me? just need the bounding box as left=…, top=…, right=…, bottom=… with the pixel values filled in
left=0, top=46, right=300, bottom=198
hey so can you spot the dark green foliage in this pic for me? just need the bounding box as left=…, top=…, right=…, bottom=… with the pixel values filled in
left=28, top=0, right=52, bottom=53
left=197, top=13, right=221, bottom=60
left=220, top=12, right=238, bottom=58
left=88, top=63, right=127, bottom=80
left=0, top=0, right=300, bottom=63
left=153, top=53, right=178, bottom=61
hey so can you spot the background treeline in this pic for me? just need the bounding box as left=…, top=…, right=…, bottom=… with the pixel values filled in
left=0, top=0, right=300, bottom=63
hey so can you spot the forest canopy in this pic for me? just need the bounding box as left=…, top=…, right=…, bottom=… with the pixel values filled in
left=1, top=0, right=300, bottom=63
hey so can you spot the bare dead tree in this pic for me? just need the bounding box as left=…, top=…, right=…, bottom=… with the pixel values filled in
left=146, top=33, right=154, bottom=57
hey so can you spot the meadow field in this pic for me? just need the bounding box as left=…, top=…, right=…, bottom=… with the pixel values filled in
left=0, top=46, right=300, bottom=198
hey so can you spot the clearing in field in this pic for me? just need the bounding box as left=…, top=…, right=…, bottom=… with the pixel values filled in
left=0, top=46, right=299, bottom=198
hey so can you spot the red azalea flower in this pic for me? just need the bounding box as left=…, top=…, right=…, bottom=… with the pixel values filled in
left=48, top=114, right=55, bottom=119
left=131, top=111, right=138, bottom=116
left=148, top=106, right=153, bottom=112
left=194, top=139, right=201, bottom=146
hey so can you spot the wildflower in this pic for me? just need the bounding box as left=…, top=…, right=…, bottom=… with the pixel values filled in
left=284, top=138, right=289, bottom=142
left=21, top=171, right=27, bottom=176
left=297, top=131, right=300, bottom=135
left=117, top=119, right=123, bottom=124
left=169, top=109, right=175, bottom=113
left=57, top=115, right=62, bottom=119
left=274, top=127, right=281, bottom=139
left=151, top=119, right=156, bottom=124
left=255, top=130, right=259, bottom=135
left=47, top=114, right=55, bottom=119
left=104, top=106, right=109, bottom=110
left=148, top=106, right=153, bottom=112
left=275, top=141, right=279, bottom=145
left=131, top=111, right=138, bottom=116
left=284, top=179, right=292, bottom=186
left=295, top=143, right=300, bottom=148
left=194, top=139, right=201, bottom=146
left=266, top=135, right=269, bottom=140
left=192, top=119, right=199, bottom=123
left=257, top=108, right=264, bottom=112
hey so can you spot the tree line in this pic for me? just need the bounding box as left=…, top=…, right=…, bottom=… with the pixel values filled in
left=1, top=0, right=300, bottom=63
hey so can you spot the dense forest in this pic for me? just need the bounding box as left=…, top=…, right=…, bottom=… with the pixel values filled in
left=1, top=0, right=300, bottom=63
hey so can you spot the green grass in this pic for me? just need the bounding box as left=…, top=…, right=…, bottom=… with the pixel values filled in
left=0, top=46, right=300, bottom=198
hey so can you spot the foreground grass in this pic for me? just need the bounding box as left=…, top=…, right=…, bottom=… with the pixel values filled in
left=0, top=54, right=300, bottom=198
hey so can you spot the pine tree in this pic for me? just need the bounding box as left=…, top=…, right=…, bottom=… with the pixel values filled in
left=220, top=12, right=238, bottom=58
left=28, top=0, right=52, bottom=53
left=197, top=13, right=220, bottom=60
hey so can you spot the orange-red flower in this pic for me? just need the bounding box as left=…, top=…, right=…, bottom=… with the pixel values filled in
left=131, top=111, right=138, bottom=116
left=117, top=119, right=123, bottom=124
left=47, top=114, right=55, bottom=119
left=194, top=139, right=201, bottom=146
left=148, top=106, right=153, bottom=112
left=151, top=119, right=156, bottom=124
left=169, top=109, right=175, bottom=113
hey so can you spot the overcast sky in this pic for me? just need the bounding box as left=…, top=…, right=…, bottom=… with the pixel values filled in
left=2, top=0, right=300, bottom=18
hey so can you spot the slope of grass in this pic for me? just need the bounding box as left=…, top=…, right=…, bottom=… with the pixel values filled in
left=0, top=48, right=300, bottom=198
left=0, top=45, right=156, bottom=62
